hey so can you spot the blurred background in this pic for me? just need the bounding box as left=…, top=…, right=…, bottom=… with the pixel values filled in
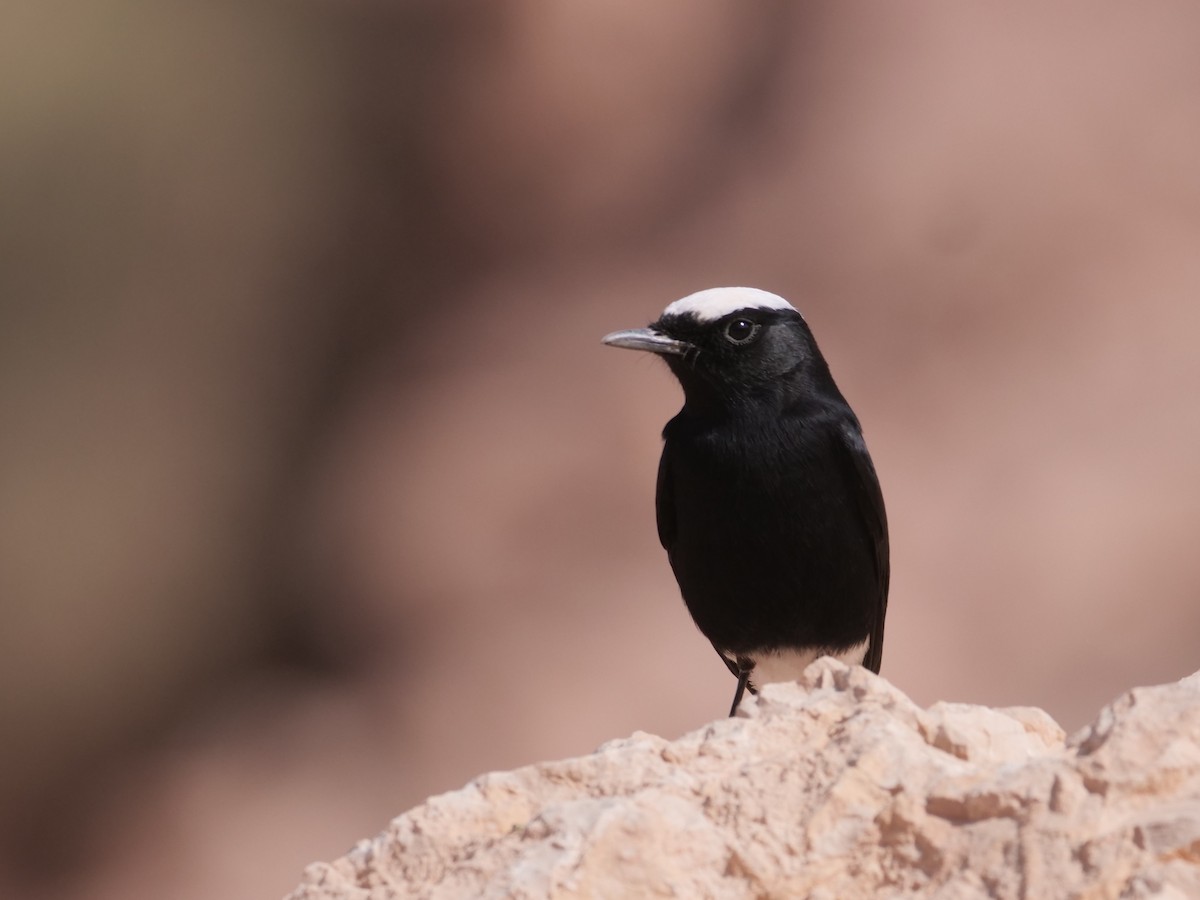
left=4, top=2, right=1200, bottom=897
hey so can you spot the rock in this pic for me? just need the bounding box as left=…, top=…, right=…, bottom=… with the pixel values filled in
left=288, top=661, right=1200, bottom=899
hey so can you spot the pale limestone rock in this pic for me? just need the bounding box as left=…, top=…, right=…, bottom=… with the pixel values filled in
left=289, top=662, right=1200, bottom=899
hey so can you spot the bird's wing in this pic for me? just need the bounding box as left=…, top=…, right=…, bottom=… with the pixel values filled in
left=654, top=441, right=676, bottom=554
left=835, top=421, right=890, bottom=673
left=657, top=439, right=746, bottom=688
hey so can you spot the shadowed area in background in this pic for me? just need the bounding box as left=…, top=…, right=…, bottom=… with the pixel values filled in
left=3, top=3, right=1200, bottom=898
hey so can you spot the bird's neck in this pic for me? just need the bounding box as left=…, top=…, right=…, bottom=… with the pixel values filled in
left=676, top=370, right=843, bottom=423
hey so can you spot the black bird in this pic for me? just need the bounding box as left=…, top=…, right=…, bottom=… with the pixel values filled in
left=603, top=287, right=889, bottom=716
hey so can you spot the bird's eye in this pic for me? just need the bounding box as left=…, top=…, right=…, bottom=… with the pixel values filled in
left=723, top=318, right=758, bottom=345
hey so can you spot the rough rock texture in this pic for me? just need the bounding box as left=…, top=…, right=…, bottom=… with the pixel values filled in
left=289, top=661, right=1200, bottom=899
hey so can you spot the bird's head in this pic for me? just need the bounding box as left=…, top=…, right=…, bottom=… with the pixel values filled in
left=602, top=287, right=836, bottom=414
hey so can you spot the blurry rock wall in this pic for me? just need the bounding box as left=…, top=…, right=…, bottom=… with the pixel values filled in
left=2, top=3, right=1200, bottom=898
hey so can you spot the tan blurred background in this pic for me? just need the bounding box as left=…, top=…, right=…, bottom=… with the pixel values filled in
left=4, top=2, right=1200, bottom=897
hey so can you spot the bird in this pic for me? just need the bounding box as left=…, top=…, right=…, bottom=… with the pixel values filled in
left=602, top=287, right=889, bottom=716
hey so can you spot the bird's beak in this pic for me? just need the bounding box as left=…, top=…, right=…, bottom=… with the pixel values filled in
left=601, top=327, right=691, bottom=357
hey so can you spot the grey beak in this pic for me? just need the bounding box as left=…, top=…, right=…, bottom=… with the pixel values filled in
left=601, top=327, right=691, bottom=357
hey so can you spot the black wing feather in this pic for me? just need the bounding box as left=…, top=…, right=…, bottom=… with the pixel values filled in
left=657, top=440, right=742, bottom=680
left=654, top=442, right=676, bottom=554
left=835, top=422, right=890, bottom=673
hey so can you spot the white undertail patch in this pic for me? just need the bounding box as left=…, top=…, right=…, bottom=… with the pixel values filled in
left=662, top=287, right=799, bottom=323
left=729, top=641, right=869, bottom=689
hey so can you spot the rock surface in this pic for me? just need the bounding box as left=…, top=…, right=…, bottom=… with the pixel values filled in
left=289, top=661, right=1200, bottom=899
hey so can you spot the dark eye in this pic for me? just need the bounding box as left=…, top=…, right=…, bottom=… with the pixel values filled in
left=723, top=317, right=758, bottom=344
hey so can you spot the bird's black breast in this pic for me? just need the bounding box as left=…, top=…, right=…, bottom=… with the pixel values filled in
left=656, top=402, right=885, bottom=660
